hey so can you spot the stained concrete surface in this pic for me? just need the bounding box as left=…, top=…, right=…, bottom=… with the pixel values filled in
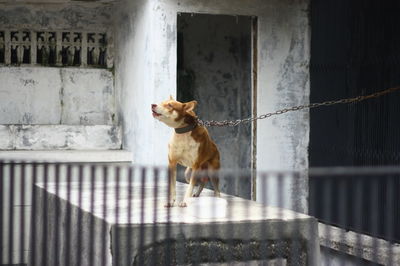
left=30, top=176, right=320, bottom=265
left=0, top=3, right=117, bottom=151
left=0, top=67, right=116, bottom=126
left=0, top=3, right=114, bottom=31
left=0, top=125, right=121, bottom=150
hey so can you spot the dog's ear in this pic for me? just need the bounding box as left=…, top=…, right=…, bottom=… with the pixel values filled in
left=183, top=100, right=197, bottom=112
left=169, top=95, right=175, bottom=101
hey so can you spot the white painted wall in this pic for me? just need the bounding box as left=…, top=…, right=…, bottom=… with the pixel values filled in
left=0, top=67, right=115, bottom=125
left=114, top=0, right=166, bottom=165
left=114, top=0, right=310, bottom=212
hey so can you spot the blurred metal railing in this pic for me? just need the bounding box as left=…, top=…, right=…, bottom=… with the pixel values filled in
left=0, top=161, right=399, bottom=265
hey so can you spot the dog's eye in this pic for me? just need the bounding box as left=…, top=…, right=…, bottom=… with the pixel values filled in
left=168, top=103, right=173, bottom=108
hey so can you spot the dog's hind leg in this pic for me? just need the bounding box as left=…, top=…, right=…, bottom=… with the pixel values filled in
left=210, top=176, right=220, bottom=197
left=209, top=159, right=221, bottom=197
left=193, top=181, right=206, bottom=197
left=184, top=167, right=192, bottom=183
left=193, top=163, right=209, bottom=197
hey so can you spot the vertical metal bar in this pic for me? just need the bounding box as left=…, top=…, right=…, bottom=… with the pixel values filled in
left=114, top=166, right=121, bottom=265
left=290, top=172, right=302, bottom=265
left=229, top=172, right=236, bottom=262
left=126, top=167, right=134, bottom=265
left=19, top=163, right=25, bottom=264
left=354, top=176, right=363, bottom=263
left=41, top=163, right=49, bottom=266
left=89, top=165, right=96, bottom=266
left=54, top=164, right=60, bottom=265
left=371, top=177, right=379, bottom=264
left=138, top=167, right=146, bottom=265
left=30, top=163, right=37, bottom=266
left=165, top=168, right=172, bottom=266
left=207, top=170, right=218, bottom=263
left=76, top=165, right=84, bottom=266
left=151, top=168, right=159, bottom=265
left=193, top=170, right=203, bottom=264
left=322, top=176, right=332, bottom=266
left=276, top=173, right=284, bottom=261
left=251, top=16, right=258, bottom=202
left=152, top=168, right=160, bottom=265
left=260, top=173, right=268, bottom=261
left=64, top=164, right=72, bottom=266
left=8, top=161, right=15, bottom=265
left=337, top=177, right=348, bottom=261
left=243, top=172, right=251, bottom=262
left=101, top=165, right=108, bottom=266
left=308, top=172, right=317, bottom=266
left=0, top=161, right=4, bottom=265
left=385, top=175, right=394, bottom=265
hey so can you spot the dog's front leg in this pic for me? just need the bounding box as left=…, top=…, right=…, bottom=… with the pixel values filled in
left=179, top=169, right=198, bottom=207
left=165, top=163, right=177, bottom=207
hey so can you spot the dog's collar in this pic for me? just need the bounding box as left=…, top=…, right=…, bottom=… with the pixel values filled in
left=174, top=123, right=197, bottom=134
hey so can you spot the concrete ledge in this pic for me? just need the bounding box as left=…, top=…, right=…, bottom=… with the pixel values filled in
left=30, top=178, right=321, bottom=266
left=319, top=223, right=400, bottom=265
left=0, top=125, right=122, bottom=150
left=0, top=149, right=132, bottom=163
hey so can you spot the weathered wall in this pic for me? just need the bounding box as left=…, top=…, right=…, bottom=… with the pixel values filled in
left=0, top=67, right=115, bottom=125
left=113, top=0, right=156, bottom=164
left=0, top=125, right=121, bottom=150
left=177, top=14, right=252, bottom=198
left=114, top=0, right=310, bottom=212
left=0, top=3, right=119, bottom=150
left=0, top=3, right=114, bottom=31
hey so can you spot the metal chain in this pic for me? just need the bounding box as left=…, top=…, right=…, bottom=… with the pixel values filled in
left=197, top=86, right=400, bottom=127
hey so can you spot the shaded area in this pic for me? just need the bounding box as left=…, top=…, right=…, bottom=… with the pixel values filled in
left=133, top=239, right=304, bottom=266
left=177, top=13, right=252, bottom=199
left=309, top=0, right=400, bottom=242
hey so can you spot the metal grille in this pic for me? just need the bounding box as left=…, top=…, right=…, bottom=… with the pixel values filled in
left=0, top=30, right=112, bottom=68
left=1, top=161, right=399, bottom=266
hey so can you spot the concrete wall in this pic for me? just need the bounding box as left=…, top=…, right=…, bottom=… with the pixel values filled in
left=0, top=125, right=122, bottom=150
left=177, top=14, right=252, bottom=198
left=0, top=67, right=116, bottom=125
left=0, top=3, right=119, bottom=150
left=0, top=3, right=114, bottom=31
left=113, top=0, right=156, bottom=164
left=114, top=0, right=310, bottom=212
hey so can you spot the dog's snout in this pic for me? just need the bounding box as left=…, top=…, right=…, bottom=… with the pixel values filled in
left=151, top=104, right=157, bottom=109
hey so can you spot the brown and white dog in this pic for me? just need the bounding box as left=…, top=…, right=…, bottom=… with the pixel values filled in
left=151, top=96, right=221, bottom=207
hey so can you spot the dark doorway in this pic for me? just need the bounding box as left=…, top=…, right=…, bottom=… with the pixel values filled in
left=309, top=0, right=400, bottom=241
left=177, top=13, right=255, bottom=199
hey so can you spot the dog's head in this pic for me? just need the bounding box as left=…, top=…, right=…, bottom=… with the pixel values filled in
left=151, top=96, right=198, bottom=128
